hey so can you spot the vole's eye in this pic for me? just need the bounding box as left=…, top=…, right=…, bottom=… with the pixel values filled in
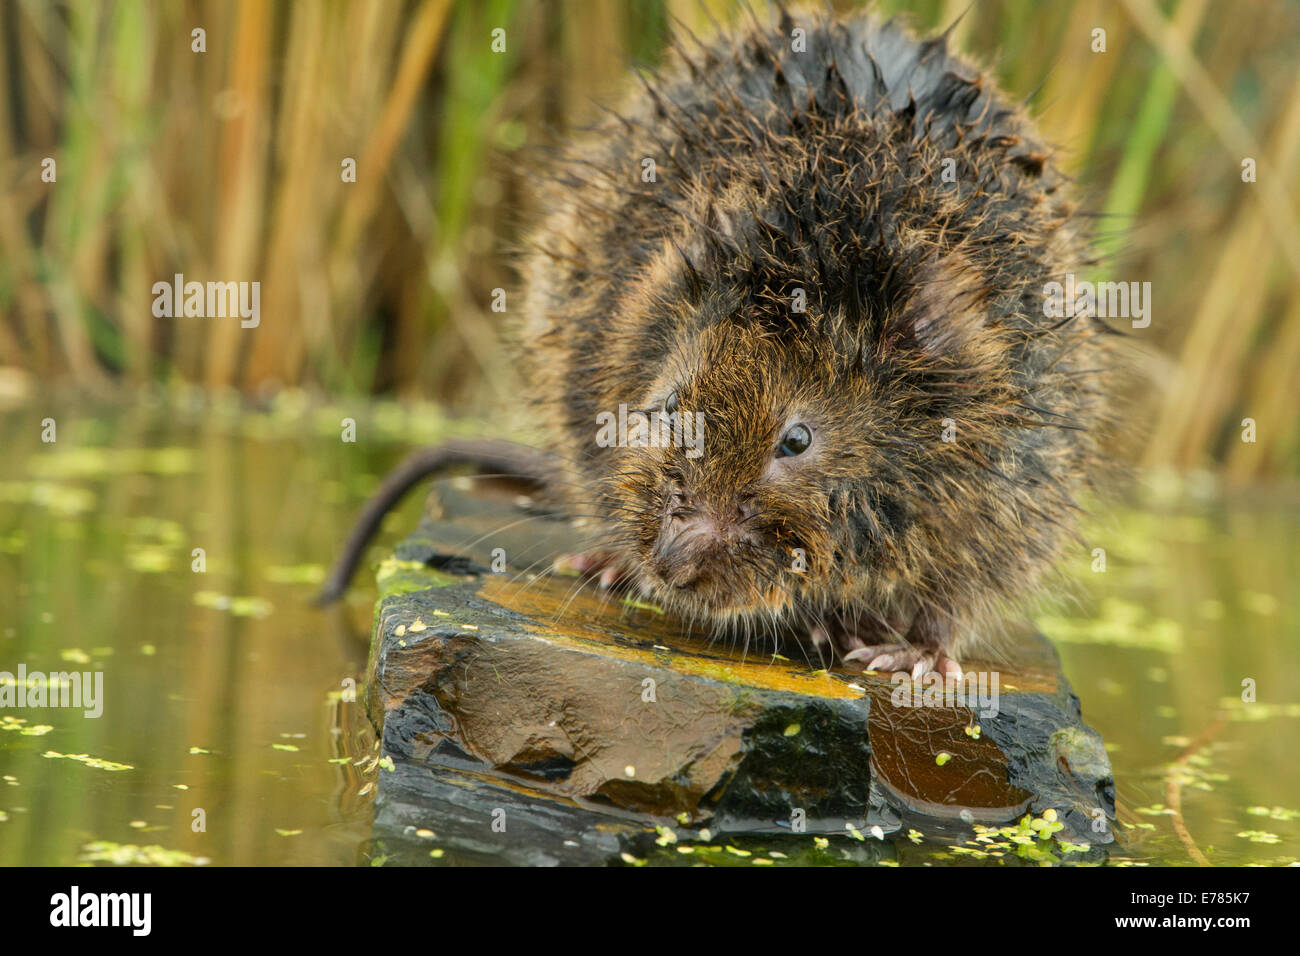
left=776, top=423, right=812, bottom=458
left=663, top=391, right=679, bottom=416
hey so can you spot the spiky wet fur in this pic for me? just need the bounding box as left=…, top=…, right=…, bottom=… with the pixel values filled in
left=516, top=6, right=1122, bottom=666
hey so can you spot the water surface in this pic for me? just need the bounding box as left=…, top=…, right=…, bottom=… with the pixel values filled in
left=0, top=393, right=1295, bottom=866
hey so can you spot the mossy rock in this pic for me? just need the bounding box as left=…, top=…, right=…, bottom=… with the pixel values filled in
left=364, top=478, right=1115, bottom=865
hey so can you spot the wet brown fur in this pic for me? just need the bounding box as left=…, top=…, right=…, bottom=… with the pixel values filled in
left=515, top=5, right=1124, bottom=666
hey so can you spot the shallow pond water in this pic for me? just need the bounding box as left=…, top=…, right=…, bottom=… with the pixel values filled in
left=0, top=393, right=1296, bottom=866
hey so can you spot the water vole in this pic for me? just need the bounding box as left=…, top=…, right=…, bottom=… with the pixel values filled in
left=323, top=7, right=1124, bottom=679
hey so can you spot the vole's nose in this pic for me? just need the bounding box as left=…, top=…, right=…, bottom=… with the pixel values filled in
left=666, top=490, right=756, bottom=534
left=655, top=492, right=759, bottom=589
left=667, top=479, right=753, bottom=513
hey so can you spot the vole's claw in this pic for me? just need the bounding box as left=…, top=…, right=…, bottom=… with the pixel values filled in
left=843, top=644, right=963, bottom=681
left=553, top=552, right=598, bottom=575
left=936, top=654, right=963, bottom=681
left=554, top=550, right=635, bottom=591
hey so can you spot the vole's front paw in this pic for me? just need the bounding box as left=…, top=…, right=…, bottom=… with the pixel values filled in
left=553, top=550, right=635, bottom=590
left=842, top=643, right=963, bottom=681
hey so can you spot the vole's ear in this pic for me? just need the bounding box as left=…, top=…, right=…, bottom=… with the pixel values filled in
left=885, top=250, right=992, bottom=361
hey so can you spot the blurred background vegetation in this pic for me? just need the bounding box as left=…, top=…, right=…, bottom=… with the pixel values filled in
left=1, top=2, right=1297, bottom=868
left=1, top=0, right=1298, bottom=478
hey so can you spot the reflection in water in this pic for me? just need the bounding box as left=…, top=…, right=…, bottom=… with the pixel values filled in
left=0, top=394, right=1296, bottom=865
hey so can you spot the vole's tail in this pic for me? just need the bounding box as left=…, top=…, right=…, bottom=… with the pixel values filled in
left=315, top=438, right=554, bottom=606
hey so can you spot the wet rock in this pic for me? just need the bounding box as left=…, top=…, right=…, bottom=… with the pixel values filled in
left=363, top=478, right=1115, bottom=865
